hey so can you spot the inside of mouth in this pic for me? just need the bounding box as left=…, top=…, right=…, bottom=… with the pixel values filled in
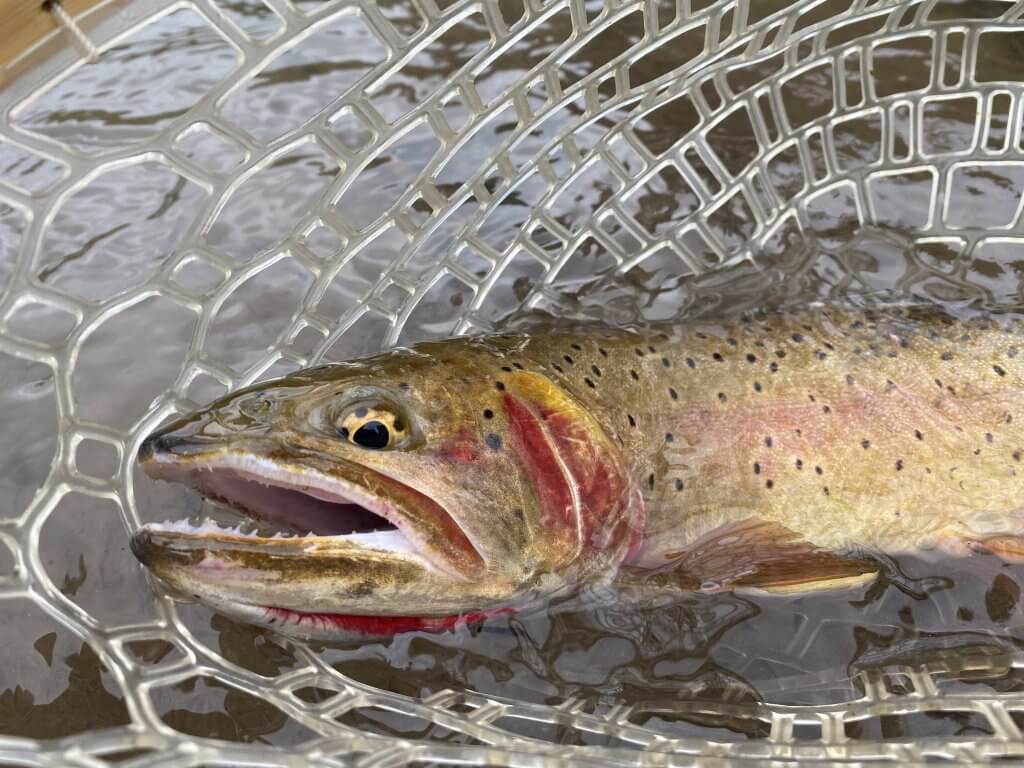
left=173, top=469, right=399, bottom=538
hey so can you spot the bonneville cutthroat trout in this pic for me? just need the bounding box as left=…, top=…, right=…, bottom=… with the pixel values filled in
left=133, top=305, right=1024, bottom=638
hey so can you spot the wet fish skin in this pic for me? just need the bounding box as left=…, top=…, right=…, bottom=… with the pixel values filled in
left=134, top=305, right=1024, bottom=635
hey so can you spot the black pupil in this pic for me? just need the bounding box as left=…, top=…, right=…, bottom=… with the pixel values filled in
left=352, top=420, right=390, bottom=449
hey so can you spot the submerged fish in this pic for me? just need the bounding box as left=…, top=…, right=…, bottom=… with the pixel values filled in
left=133, top=305, right=1024, bottom=638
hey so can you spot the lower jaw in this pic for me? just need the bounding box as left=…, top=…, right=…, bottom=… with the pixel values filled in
left=261, top=605, right=516, bottom=635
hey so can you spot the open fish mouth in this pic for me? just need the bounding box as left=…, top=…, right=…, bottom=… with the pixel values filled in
left=129, top=423, right=502, bottom=638
left=135, top=438, right=481, bottom=581
left=140, top=456, right=412, bottom=551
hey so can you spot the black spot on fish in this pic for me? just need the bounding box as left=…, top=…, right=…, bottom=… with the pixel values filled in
left=584, top=377, right=596, bottom=388
left=791, top=333, right=803, bottom=343
left=591, top=365, right=602, bottom=377
left=846, top=374, right=855, bottom=386
left=823, top=486, right=830, bottom=496
left=775, top=349, right=786, bottom=358
left=895, top=459, right=904, bottom=471
left=571, top=343, right=582, bottom=351
left=399, top=382, right=410, bottom=391
left=862, top=439, right=870, bottom=449
left=1014, top=450, right=1022, bottom=462
left=662, top=357, right=671, bottom=368
left=754, top=382, right=763, bottom=392
left=713, top=352, right=724, bottom=362
left=1009, top=346, right=1018, bottom=358
left=513, top=362, right=524, bottom=370
left=669, top=387, right=679, bottom=400
left=648, top=474, right=655, bottom=490
left=564, top=355, right=574, bottom=365
left=486, top=433, right=502, bottom=451
left=765, top=436, right=773, bottom=447
left=727, top=338, right=738, bottom=347
left=513, top=509, right=524, bottom=520
left=815, top=465, right=823, bottom=475
left=665, top=433, right=674, bottom=443
left=817, top=350, right=828, bottom=360
left=766, top=479, right=774, bottom=489
left=483, top=409, right=493, bottom=419
left=986, top=432, right=994, bottom=444
left=753, top=462, right=761, bottom=475
left=746, top=353, right=757, bottom=363
left=994, top=365, right=1007, bottom=377
left=599, top=347, right=608, bottom=358
left=686, top=358, right=696, bottom=369
left=630, top=369, right=639, bottom=380
left=501, top=365, right=513, bottom=372
left=675, top=479, right=684, bottom=491
left=628, top=414, right=636, bottom=427
left=769, top=362, right=779, bottom=373
left=635, top=348, right=644, bottom=357
left=795, top=458, right=803, bottom=469
left=822, top=405, right=831, bottom=414
left=648, top=345, right=656, bottom=354
left=495, top=381, right=505, bottom=391
left=718, top=392, right=727, bottom=402
left=553, top=363, right=564, bottom=374
left=941, top=351, right=954, bottom=361
left=915, top=430, right=924, bottom=440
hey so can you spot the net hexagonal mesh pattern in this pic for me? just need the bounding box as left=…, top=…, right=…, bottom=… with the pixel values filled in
left=3, top=0, right=1024, bottom=764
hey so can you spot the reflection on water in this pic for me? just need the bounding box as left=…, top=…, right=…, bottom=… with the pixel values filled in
left=4, top=0, right=1024, bottom=753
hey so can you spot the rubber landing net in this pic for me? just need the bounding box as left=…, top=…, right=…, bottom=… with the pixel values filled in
left=3, top=0, right=1024, bottom=764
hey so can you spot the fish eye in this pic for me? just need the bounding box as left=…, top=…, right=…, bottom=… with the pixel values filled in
left=333, top=399, right=410, bottom=450
left=353, top=420, right=389, bottom=449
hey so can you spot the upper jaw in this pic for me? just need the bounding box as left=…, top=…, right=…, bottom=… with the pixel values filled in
left=136, top=433, right=482, bottom=581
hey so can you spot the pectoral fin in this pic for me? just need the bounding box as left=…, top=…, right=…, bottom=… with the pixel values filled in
left=616, top=519, right=878, bottom=595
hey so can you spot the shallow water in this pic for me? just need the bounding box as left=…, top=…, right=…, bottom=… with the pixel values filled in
left=3, top=0, right=1024, bottom=751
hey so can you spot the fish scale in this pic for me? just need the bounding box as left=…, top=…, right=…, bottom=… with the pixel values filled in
left=504, top=305, right=1024, bottom=567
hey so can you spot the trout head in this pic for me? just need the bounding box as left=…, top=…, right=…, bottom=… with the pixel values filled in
left=132, top=338, right=642, bottom=638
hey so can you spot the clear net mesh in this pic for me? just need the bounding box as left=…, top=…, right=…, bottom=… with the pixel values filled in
left=3, top=0, right=1024, bottom=763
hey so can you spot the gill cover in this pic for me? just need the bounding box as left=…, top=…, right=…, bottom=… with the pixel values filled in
left=501, top=370, right=644, bottom=579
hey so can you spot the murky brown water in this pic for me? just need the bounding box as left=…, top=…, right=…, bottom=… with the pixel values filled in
left=3, top=0, right=1024, bottom=750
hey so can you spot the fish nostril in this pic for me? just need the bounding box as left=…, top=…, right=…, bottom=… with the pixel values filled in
left=240, top=396, right=275, bottom=420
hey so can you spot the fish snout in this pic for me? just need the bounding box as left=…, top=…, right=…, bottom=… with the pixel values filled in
left=130, top=529, right=155, bottom=567
left=137, top=432, right=203, bottom=463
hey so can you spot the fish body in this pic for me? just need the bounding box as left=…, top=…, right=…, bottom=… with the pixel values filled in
left=133, top=305, right=1024, bottom=637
